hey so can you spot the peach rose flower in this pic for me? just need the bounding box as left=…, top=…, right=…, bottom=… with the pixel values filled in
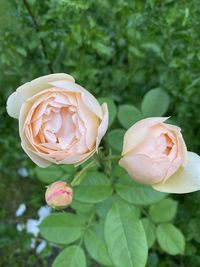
left=119, top=117, right=200, bottom=193
left=7, top=73, right=108, bottom=167
left=45, top=181, right=73, bottom=208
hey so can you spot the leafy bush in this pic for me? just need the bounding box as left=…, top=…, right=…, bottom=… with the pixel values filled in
left=1, top=0, right=200, bottom=266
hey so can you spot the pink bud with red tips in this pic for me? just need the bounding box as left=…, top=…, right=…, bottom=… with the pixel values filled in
left=45, top=181, right=73, bottom=209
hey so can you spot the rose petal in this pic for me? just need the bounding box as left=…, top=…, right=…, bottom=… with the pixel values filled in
left=44, top=112, right=62, bottom=133
left=164, top=156, right=182, bottom=181
left=152, top=152, right=200, bottom=193
left=96, top=103, right=109, bottom=150
left=7, top=73, right=75, bottom=119
left=164, top=123, right=188, bottom=166
left=177, top=131, right=188, bottom=166
left=32, top=116, right=43, bottom=137
left=54, top=94, right=70, bottom=105
left=76, top=94, right=99, bottom=150
left=131, top=133, right=159, bottom=157
left=48, top=80, right=103, bottom=119
left=119, top=153, right=170, bottom=184
left=55, top=150, right=95, bottom=165
left=44, top=130, right=57, bottom=143
left=164, top=123, right=181, bottom=133
left=122, top=117, right=169, bottom=155
left=21, top=142, right=51, bottom=168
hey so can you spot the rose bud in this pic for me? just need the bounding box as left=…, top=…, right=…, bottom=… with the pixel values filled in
left=119, top=117, right=200, bottom=194
left=45, top=181, right=73, bottom=208
left=7, top=74, right=108, bottom=167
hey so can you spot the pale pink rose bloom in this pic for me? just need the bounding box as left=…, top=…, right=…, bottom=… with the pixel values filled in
left=7, top=74, right=108, bottom=167
left=45, top=181, right=73, bottom=208
left=119, top=117, right=200, bottom=194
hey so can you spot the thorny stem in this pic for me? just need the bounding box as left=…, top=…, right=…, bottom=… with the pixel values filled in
left=23, top=0, right=54, bottom=73
left=104, top=155, right=121, bottom=161
left=71, top=160, right=96, bottom=187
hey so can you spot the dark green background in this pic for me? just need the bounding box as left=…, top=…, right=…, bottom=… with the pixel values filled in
left=1, top=0, right=200, bottom=266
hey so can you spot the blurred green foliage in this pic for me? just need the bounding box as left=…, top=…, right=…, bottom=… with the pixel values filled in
left=1, top=0, right=200, bottom=266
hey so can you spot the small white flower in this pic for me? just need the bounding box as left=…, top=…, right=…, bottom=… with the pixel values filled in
left=18, top=167, right=29, bottom=177
left=38, top=205, right=51, bottom=223
left=31, top=238, right=36, bottom=249
left=15, top=203, right=26, bottom=217
left=36, top=240, right=47, bottom=254
left=26, top=219, right=40, bottom=237
left=16, top=223, right=25, bottom=232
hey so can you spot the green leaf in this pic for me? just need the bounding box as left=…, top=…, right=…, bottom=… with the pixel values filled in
left=104, top=203, right=148, bottom=267
left=115, top=174, right=167, bottom=205
left=107, top=129, right=125, bottom=152
left=39, top=213, right=84, bottom=245
left=95, top=197, right=113, bottom=219
left=141, top=218, right=156, bottom=248
left=73, top=171, right=113, bottom=203
left=118, top=104, right=143, bottom=129
left=95, top=43, right=114, bottom=57
left=60, top=165, right=76, bottom=173
left=96, top=195, right=141, bottom=222
left=147, top=252, right=159, bottom=267
left=186, top=218, right=200, bottom=243
left=111, top=165, right=127, bottom=178
left=52, top=245, right=86, bottom=267
left=71, top=199, right=94, bottom=213
left=34, top=165, right=74, bottom=183
left=99, top=97, right=117, bottom=126
left=0, top=1, right=17, bottom=31
left=141, top=88, right=170, bottom=116
left=114, top=196, right=141, bottom=220
left=76, top=211, right=92, bottom=224
left=156, top=223, right=185, bottom=255
left=34, top=165, right=63, bottom=183
left=141, top=43, right=163, bottom=57
left=149, top=198, right=178, bottom=223
left=185, top=243, right=197, bottom=257
left=84, top=223, right=113, bottom=266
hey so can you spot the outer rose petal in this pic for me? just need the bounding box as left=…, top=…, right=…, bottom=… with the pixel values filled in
left=23, top=140, right=96, bottom=167
left=96, top=103, right=109, bottom=149
left=122, top=117, right=169, bottom=155
left=177, top=132, right=188, bottom=166
left=7, top=73, right=74, bottom=119
left=19, top=91, right=51, bottom=137
left=60, top=150, right=96, bottom=165
left=21, top=142, right=51, bottom=168
left=48, top=80, right=103, bottom=119
left=119, top=154, right=170, bottom=184
left=152, top=152, right=200, bottom=193
left=76, top=95, right=99, bottom=150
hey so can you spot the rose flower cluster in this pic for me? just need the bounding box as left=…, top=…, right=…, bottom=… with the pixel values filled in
left=7, top=74, right=200, bottom=207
